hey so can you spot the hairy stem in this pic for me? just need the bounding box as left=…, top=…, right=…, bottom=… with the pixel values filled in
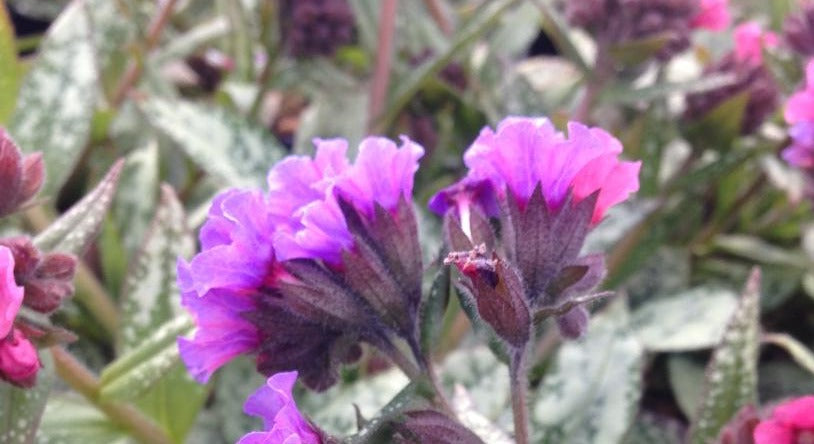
left=510, top=347, right=530, bottom=444
left=51, top=347, right=172, bottom=444
left=572, top=38, right=612, bottom=122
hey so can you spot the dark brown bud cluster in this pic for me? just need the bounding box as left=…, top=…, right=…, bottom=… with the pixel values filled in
left=280, top=0, right=355, bottom=58
left=0, top=237, right=77, bottom=315
left=784, top=3, right=814, bottom=57
left=684, top=54, right=779, bottom=134
left=0, top=130, right=44, bottom=217
left=564, top=0, right=699, bottom=61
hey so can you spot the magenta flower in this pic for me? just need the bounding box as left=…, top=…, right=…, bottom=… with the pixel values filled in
left=0, top=246, right=23, bottom=339
left=734, top=21, right=779, bottom=65
left=435, top=117, right=640, bottom=226
left=238, top=371, right=322, bottom=444
left=753, top=396, right=814, bottom=444
left=785, top=60, right=814, bottom=126
left=783, top=61, right=814, bottom=173
left=691, top=0, right=730, bottom=31
left=178, top=136, right=425, bottom=389
left=0, top=245, right=40, bottom=388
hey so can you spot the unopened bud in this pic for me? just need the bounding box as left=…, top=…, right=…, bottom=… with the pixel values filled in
left=18, top=153, right=44, bottom=206
left=0, top=130, right=45, bottom=217
left=557, top=305, right=590, bottom=339
left=0, top=328, right=40, bottom=388
left=393, top=409, right=484, bottom=444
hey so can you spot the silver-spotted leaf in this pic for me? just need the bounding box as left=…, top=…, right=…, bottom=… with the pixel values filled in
left=0, top=351, right=55, bottom=444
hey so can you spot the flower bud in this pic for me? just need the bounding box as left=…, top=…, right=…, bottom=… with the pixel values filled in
left=0, top=130, right=44, bottom=217
left=783, top=3, right=814, bottom=57
left=0, top=237, right=77, bottom=314
left=446, top=245, right=531, bottom=348
left=280, top=0, right=355, bottom=58
left=392, top=409, right=484, bottom=444
left=0, top=328, right=40, bottom=388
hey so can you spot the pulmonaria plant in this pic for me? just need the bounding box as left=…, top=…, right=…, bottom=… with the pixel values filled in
left=178, top=136, right=426, bottom=390
left=684, top=22, right=780, bottom=134
left=783, top=59, right=814, bottom=183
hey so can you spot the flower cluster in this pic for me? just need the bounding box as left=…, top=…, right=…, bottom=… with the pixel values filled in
left=279, top=0, right=355, bottom=58
left=433, top=117, right=640, bottom=344
left=564, top=0, right=730, bottom=61
left=783, top=59, right=814, bottom=178
left=684, top=22, right=780, bottom=135
left=0, top=130, right=77, bottom=388
left=178, top=136, right=425, bottom=390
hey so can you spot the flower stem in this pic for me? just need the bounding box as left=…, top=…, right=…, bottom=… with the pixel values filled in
left=509, top=347, right=530, bottom=444
left=51, top=346, right=172, bottom=444
left=368, top=0, right=398, bottom=132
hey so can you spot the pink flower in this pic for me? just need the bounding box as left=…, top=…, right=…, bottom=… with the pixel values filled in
left=0, top=246, right=23, bottom=338
left=734, top=22, right=779, bottom=65
left=0, top=328, right=39, bottom=387
left=692, top=0, right=731, bottom=31
left=439, top=117, right=640, bottom=225
left=785, top=60, right=814, bottom=125
left=753, top=396, right=814, bottom=444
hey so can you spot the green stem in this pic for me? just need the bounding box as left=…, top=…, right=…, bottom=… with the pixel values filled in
left=51, top=347, right=172, bottom=444
left=509, top=347, right=530, bottom=444
left=368, top=0, right=398, bottom=133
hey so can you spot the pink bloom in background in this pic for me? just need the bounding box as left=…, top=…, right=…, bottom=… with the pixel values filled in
left=692, top=0, right=731, bottom=31
left=785, top=60, right=814, bottom=125
left=753, top=396, right=814, bottom=444
left=238, top=371, right=322, bottom=444
left=783, top=60, right=814, bottom=172
left=433, top=117, right=640, bottom=225
left=734, top=21, right=779, bottom=65
left=0, top=246, right=23, bottom=338
left=0, top=245, right=40, bottom=387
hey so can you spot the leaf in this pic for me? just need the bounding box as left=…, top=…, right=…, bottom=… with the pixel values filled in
left=153, top=17, right=230, bottom=64
left=449, top=385, right=513, bottom=444
left=113, top=139, right=160, bottom=254
left=630, top=286, right=738, bottom=351
left=33, top=159, right=124, bottom=255
left=36, top=394, right=130, bottom=444
left=440, top=346, right=510, bottom=422
left=140, top=98, right=284, bottom=187
left=600, top=74, right=737, bottom=106
left=98, top=315, right=193, bottom=401
left=533, top=302, right=644, bottom=444
left=684, top=91, right=750, bottom=149
left=623, top=413, right=683, bottom=444
left=8, top=0, right=98, bottom=196
left=0, top=352, right=55, bottom=444
left=119, top=185, right=193, bottom=351
left=608, top=33, right=673, bottom=66
left=762, top=333, right=814, bottom=377
left=292, top=86, right=368, bottom=155
left=668, top=355, right=707, bottom=420
left=689, top=268, right=761, bottom=444
left=0, top=3, right=20, bottom=123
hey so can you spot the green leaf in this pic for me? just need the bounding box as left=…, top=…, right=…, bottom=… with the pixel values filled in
left=623, top=413, right=683, bottom=444
left=113, top=140, right=160, bottom=255
left=34, top=159, right=124, bottom=255
left=119, top=185, right=193, bottom=351
left=449, top=385, right=513, bottom=443
left=153, top=17, right=230, bottom=64
left=684, top=91, right=750, bottom=150
left=37, top=394, right=130, bottom=444
left=140, top=98, right=284, bottom=187
left=533, top=302, right=644, bottom=444
left=0, top=352, right=55, bottom=444
left=99, top=315, right=193, bottom=401
left=0, top=3, right=20, bottom=123
left=668, top=355, right=707, bottom=420
left=689, top=268, right=761, bottom=444
left=600, top=74, right=737, bottom=106
left=608, top=33, right=672, bottom=66
left=292, top=86, right=368, bottom=155
left=630, top=286, right=738, bottom=351
left=420, top=267, right=451, bottom=356
left=8, top=0, right=98, bottom=196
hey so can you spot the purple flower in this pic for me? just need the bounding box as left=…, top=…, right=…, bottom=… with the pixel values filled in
left=238, top=371, right=322, bottom=444
left=178, top=136, right=425, bottom=388
left=433, top=117, right=640, bottom=226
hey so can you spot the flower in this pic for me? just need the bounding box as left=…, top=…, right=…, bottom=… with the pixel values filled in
left=734, top=21, right=779, bottom=65
left=0, top=129, right=44, bottom=218
left=691, top=0, right=731, bottom=31
left=785, top=60, right=814, bottom=126
left=279, top=0, right=355, bottom=58
left=238, top=371, right=322, bottom=444
left=179, top=137, right=425, bottom=390
left=783, top=60, right=814, bottom=175
left=783, top=2, right=814, bottom=57
left=0, top=245, right=40, bottom=388
left=434, top=117, right=638, bottom=341
left=435, top=117, right=640, bottom=226
left=753, top=396, right=814, bottom=444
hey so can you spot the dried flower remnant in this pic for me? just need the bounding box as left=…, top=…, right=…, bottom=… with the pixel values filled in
left=753, top=396, right=814, bottom=444
left=432, top=117, right=639, bottom=340
left=238, top=371, right=324, bottom=444
left=178, top=137, right=426, bottom=390
left=280, top=0, right=355, bottom=58
left=684, top=22, right=780, bottom=135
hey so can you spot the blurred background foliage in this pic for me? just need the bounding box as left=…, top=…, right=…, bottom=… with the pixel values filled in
left=1, top=0, right=814, bottom=443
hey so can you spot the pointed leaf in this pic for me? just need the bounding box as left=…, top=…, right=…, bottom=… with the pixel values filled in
left=533, top=302, right=644, bottom=444
left=0, top=3, right=19, bottom=123
left=668, top=355, right=707, bottom=420
left=37, top=394, right=129, bottom=443
left=420, top=267, right=450, bottom=355
left=0, top=351, right=55, bottom=444
left=762, top=333, right=814, bottom=377
left=8, top=0, right=98, bottom=196
left=689, top=268, right=761, bottom=444
left=34, top=160, right=124, bottom=255
left=119, top=185, right=193, bottom=351
left=140, top=98, right=284, bottom=187
left=630, top=286, right=738, bottom=351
